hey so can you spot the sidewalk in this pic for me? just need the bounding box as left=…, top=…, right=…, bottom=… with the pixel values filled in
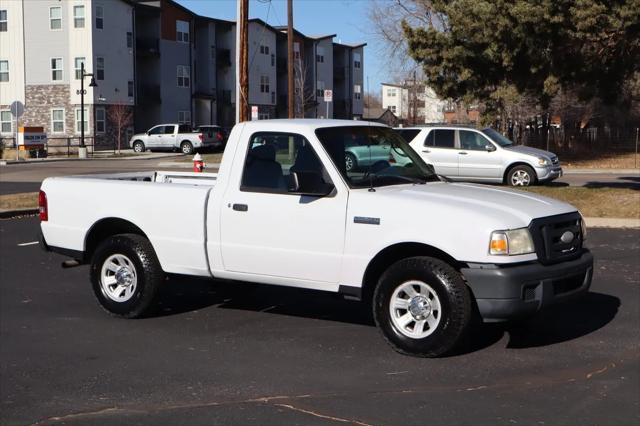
left=563, top=168, right=639, bottom=174
left=0, top=151, right=181, bottom=165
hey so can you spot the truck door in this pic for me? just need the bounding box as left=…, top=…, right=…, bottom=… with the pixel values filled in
left=159, top=125, right=177, bottom=149
left=146, top=125, right=166, bottom=148
left=219, top=131, right=347, bottom=284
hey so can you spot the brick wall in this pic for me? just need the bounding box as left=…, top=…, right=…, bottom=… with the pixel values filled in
left=22, top=85, right=80, bottom=139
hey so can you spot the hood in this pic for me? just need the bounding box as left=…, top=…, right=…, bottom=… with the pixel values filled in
left=505, top=145, right=556, bottom=159
left=370, top=182, right=576, bottom=227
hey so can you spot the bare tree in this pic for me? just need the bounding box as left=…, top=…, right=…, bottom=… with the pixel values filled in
left=294, top=58, right=317, bottom=118
left=364, top=91, right=382, bottom=109
left=107, top=104, right=133, bottom=155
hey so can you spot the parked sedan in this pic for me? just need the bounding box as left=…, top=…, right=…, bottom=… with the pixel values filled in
left=394, top=125, right=562, bottom=186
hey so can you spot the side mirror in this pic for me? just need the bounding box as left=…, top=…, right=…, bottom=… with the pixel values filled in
left=289, top=170, right=334, bottom=197
left=485, top=144, right=496, bottom=152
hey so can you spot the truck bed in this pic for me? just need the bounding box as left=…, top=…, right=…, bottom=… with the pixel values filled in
left=40, top=172, right=218, bottom=277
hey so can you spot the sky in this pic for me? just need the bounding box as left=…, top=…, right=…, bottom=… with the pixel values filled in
left=176, top=0, right=389, bottom=93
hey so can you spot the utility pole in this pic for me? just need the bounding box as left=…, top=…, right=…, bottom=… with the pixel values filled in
left=236, top=0, right=249, bottom=123
left=287, top=0, right=294, bottom=118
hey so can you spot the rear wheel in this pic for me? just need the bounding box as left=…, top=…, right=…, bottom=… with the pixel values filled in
left=373, top=256, right=471, bottom=357
left=507, top=165, right=536, bottom=187
left=181, top=141, right=194, bottom=155
left=90, top=234, right=163, bottom=318
left=345, top=152, right=357, bottom=172
left=132, top=141, right=145, bottom=153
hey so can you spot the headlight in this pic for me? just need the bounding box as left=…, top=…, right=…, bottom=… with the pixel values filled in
left=537, top=157, right=550, bottom=166
left=489, top=228, right=535, bottom=255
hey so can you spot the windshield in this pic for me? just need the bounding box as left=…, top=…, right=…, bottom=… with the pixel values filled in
left=315, top=126, right=439, bottom=188
left=482, top=128, right=513, bottom=147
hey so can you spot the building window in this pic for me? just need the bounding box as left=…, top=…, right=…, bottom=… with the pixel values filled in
left=75, top=108, right=89, bottom=134
left=271, top=91, right=275, bottom=104
left=0, top=110, right=11, bottom=133
left=74, top=57, right=85, bottom=80
left=177, top=65, right=190, bottom=88
left=126, top=32, right=133, bottom=48
left=271, top=54, right=275, bottom=67
left=354, top=53, right=361, bottom=69
left=390, top=105, right=396, bottom=113
left=96, top=107, right=105, bottom=133
left=176, top=20, right=189, bottom=43
left=316, top=47, right=324, bottom=63
left=50, top=7, right=62, bottom=30
left=0, top=10, right=7, bottom=32
left=316, top=80, right=325, bottom=98
left=259, top=45, right=269, bottom=55
left=293, top=42, right=300, bottom=60
left=178, top=111, right=191, bottom=124
left=354, top=84, right=361, bottom=100
left=51, top=58, right=63, bottom=81
left=50, top=109, right=64, bottom=133
left=260, top=75, right=269, bottom=93
left=387, top=88, right=396, bottom=97
left=96, top=56, right=104, bottom=80
left=0, top=60, right=8, bottom=82
left=128, top=81, right=134, bottom=97
left=211, top=45, right=216, bottom=59
left=73, top=5, right=85, bottom=28
left=95, top=6, right=103, bottom=29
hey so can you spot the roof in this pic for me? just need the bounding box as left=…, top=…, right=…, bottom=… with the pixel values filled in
left=333, top=41, right=367, bottom=49
left=394, top=124, right=477, bottom=129
left=306, top=34, right=337, bottom=41
left=381, top=82, right=405, bottom=88
left=239, top=119, right=387, bottom=131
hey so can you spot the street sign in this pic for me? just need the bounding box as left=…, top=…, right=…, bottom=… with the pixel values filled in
left=251, top=105, right=258, bottom=121
left=10, top=100, right=24, bottom=118
left=323, top=90, right=333, bottom=102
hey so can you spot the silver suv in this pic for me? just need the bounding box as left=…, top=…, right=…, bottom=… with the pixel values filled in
left=395, top=126, right=562, bottom=186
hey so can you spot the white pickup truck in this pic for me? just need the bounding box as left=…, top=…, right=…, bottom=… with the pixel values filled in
left=129, top=123, right=216, bottom=155
left=40, top=119, right=593, bottom=357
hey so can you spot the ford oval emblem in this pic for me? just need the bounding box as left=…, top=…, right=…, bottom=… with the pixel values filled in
left=560, top=231, right=575, bottom=244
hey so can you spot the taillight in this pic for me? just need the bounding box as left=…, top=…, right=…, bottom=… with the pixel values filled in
left=216, top=131, right=223, bottom=141
left=38, top=190, right=48, bottom=221
left=198, top=133, right=204, bottom=141
left=388, top=152, right=396, bottom=164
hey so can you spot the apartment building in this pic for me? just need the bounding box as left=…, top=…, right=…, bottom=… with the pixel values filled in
left=0, top=0, right=135, bottom=145
left=1, top=0, right=366, bottom=146
left=381, top=82, right=446, bottom=124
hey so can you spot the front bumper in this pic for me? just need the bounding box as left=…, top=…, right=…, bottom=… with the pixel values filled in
left=461, top=250, right=593, bottom=322
left=536, top=165, right=563, bottom=182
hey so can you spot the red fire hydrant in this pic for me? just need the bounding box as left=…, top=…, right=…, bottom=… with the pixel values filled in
left=193, top=153, right=205, bottom=172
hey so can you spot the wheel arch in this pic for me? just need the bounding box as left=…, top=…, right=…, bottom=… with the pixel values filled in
left=84, top=218, right=149, bottom=263
left=361, top=242, right=461, bottom=302
left=503, top=161, right=538, bottom=184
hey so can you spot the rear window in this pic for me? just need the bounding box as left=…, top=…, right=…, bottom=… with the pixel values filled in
left=394, top=129, right=420, bottom=143
left=426, top=129, right=455, bottom=148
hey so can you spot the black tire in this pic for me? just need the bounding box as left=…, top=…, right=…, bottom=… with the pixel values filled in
left=181, top=141, right=194, bottom=155
left=90, top=234, right=164, bottom=318
left=507, top=164, right=536, bottom=187
left=373, top=256, right=471, bottom=357
left=345, top=152, right=357, bottom=172
left=132, top=140, right=145, bottom=153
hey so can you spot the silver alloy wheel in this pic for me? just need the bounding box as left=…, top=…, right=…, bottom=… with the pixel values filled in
left=100, top=254, right=138, bottom=303
left=133, top=142, right=143, bottom=153
left=181, top=143, right=192, bottom=154
left=511, top=170, right=531, bottom=186
left=345, top=154, right=354, bottom=171
left=389, top=280, right=442, bottom=339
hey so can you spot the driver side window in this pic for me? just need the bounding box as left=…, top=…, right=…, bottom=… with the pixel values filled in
left=240, top=132, right=332, bottom=194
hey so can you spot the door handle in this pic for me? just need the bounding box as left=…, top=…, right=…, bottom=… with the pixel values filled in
left=458, top=152, right=468, bottom=155
left=422, top=149, right=431, bottom=153
left=232, top=203, right=248, bottom=212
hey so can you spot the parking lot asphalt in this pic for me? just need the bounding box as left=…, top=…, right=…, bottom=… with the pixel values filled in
left=1, top=217, right=638, bottom=425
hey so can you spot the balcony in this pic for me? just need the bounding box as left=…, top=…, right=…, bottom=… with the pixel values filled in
left=334, top=66, right=346, bottom=80
left=136, top=37, right=160, bottom=57
left=137, top=84, right=161, bottom=105
left=217, top=49, right=231, bottom=68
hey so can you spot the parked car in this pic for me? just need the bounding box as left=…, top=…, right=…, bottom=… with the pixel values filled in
left=129, top=124, right=216, bottom=155
left=193, top=125, right=227, bottom=151
left=39, top=119, right=591, bottom=357
left=394, top=125, right=562, bottom=186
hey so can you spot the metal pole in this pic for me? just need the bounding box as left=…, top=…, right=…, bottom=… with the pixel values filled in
left=635, top=127, right=638, bottom=169
left=80, top=62, right=85, bottom=148
left=287, top=0, right=294, bottom=118
left=326, top=100, right=328, bottom=119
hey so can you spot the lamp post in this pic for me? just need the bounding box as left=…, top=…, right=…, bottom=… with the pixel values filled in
left=76, top=62, right=97, bottom=158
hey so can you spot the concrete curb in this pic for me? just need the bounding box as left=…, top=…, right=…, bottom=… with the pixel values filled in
left=584, top=217, right=640, bottom=229
left=157, top=162, right=221, bottom=169
left=563, top=168, right=639, bottom=175
left=0, top=153, right=182, bottom=165
left=0, top=208, right=38, bottom=219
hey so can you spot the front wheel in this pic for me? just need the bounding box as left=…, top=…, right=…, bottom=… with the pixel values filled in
left=90, top=234, right=164, bottom=318
left=181, top=141, right=194, bottom=155
left=373, top=256, right=471, bottom=357
left=132, top=141, right=145, bottom=153
left=507, top=165, right=536, bottom=187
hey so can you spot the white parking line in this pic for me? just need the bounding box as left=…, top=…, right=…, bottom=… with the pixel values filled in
left=17, top=241, right=39, bottom=247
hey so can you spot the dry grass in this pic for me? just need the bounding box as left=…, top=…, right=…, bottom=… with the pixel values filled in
left=523, top=187, right=640, bottom=219
left=0, top=192, right=38, bottom=210
left=560, top=152, right=639, bottom=169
